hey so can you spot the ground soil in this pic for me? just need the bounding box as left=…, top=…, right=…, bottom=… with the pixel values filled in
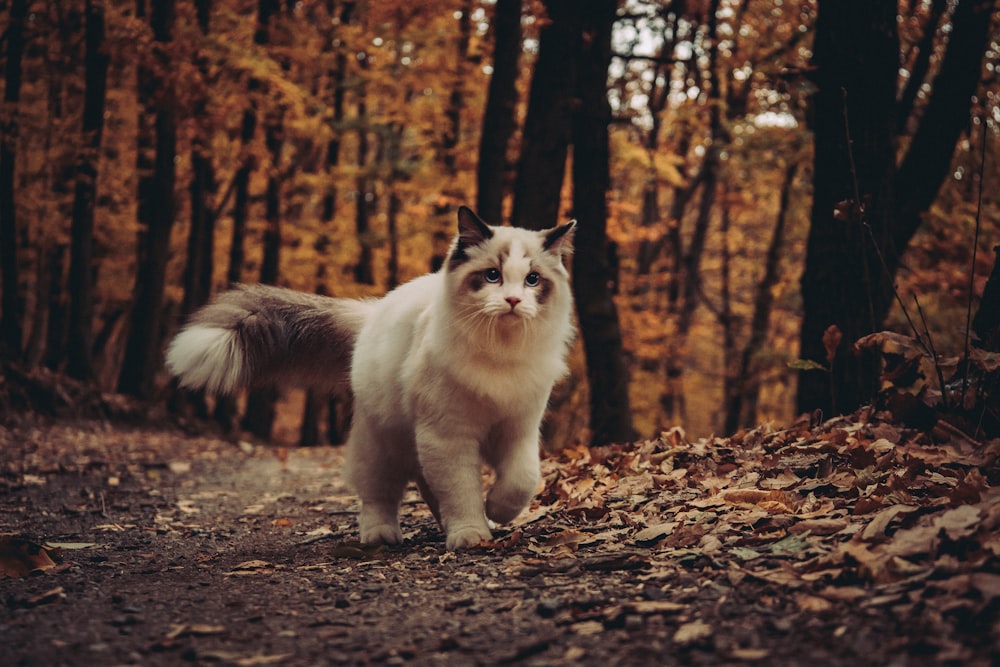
left=2, top=413, right=998, bottom=666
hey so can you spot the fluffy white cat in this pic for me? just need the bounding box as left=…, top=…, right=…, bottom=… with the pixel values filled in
left=166, top=207, right=576, bottom=549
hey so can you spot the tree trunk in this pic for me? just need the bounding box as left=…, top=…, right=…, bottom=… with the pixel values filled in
left=892, top=0, right=994, bottom=252
left=511, top=0, right=578, bottom=232
left=475, top=0, right=522, bottom=224
left=441, top=0, right=473, bottom=176
left=67, top=0, right=110, bottom=381
left=118, top=0, right=177, bottom=398
left=174, top=1, right=216, bottom=417
left=0, top=0, right=28, bottom=360
left=660, top=0, right=724, bottom=426
left=797, top=0, right=898, bottom=416
left=726, top=162, right=798, bottom=433
left=353, top=89, right=376, bottom=286
left=571, top=0, right=635, bottom=445
left=241, top=106, right=284, bottom=441
left=213, top=102, right=258, bottom=432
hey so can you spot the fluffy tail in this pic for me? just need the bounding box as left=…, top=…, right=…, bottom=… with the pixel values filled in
left=165, top=284, right=374, bottom=395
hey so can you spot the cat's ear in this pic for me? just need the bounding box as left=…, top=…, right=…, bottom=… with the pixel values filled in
left=457, top=206, right=493, bottom=248
left=543, top=220, right=576, bottom=256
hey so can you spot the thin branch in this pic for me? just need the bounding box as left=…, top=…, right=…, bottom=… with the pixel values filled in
left=913, top=294, right=950, bottom=409
left=961, top=113, right=987, bottom=406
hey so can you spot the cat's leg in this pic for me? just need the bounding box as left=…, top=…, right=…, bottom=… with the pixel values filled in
left=485, top=423, right=542, bottom=525
left=415, top=424, right=491, bottom=550
left=346, top=417, right=408, bottom=545
left=414, top=473, right=442, bottom=526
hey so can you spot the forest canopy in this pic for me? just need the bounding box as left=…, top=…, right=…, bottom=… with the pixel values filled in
left=0, top=0, right=997, bottom=446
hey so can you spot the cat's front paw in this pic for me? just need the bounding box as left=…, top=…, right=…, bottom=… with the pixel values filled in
left=445, top=524, right=492, bottom=550
left=486, top=486, right=534, bottom=525
left=360, top=522, right=403, bottom=545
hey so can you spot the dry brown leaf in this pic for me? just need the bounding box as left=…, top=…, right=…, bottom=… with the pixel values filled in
left=625, top=600, right=686, bottom=615
left=673, top=620, right=713, bottom=645
left=0, top=535, right=58, bottom=578
left=25, top=586, right=66, bottom=607
left=788, top=518, right=848, bottom=535
left=633, top=522, right=677, bottom=544
left=795, top=593, right=834, bottom=612
left=721, top=489, right=793, bottom=513
left=861, top=504, right=918, bottom=541
left=931, top=505, right=981, bottom=541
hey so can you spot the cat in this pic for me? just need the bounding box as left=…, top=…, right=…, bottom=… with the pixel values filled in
left=166, top=206, right=576, bottom=549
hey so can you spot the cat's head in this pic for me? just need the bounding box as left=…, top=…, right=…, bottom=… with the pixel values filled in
left=444, top=206, right=575, bottom=330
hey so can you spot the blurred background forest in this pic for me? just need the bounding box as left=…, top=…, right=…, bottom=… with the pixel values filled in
left=0, top=0, right=998, bottom=447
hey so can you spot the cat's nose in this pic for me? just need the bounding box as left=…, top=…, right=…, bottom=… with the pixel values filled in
left=505, top=297, right=521, bottom=310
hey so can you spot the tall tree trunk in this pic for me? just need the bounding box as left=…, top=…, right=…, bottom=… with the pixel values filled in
left=571, top=0, right=635, bottom=444
left=475, top=0, right=522, bottom=224
left=241, top=109, right=285, bottom=440
left=797, top=0, right=898, bottom=416
left=173, top=0, right=216, bottom=417
left=213, top=102, right=258, bottom=432
left=441, top=0, right=472, bottom=176
left=659, top=0, right=724, bottom=425
left=726, top=162, right=799, bottom=433
left=303, top=0, right=354, bottom=446
left=353, top=93, right=376, bottom=286
left=0, top=0, right=28, bottom=360
left=892, top=0, right=994, bottom=251
left=510, top=0, right=578, bottom=232
left=118, top=0, right=177, bottom=398
left=67, top=0, right=110, bottom=381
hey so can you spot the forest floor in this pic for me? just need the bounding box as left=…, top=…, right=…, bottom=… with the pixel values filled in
left=2, top=407, right=999, bottom=667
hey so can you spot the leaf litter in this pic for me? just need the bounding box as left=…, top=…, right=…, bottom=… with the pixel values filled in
left=1, top=409, right=998, bottom=665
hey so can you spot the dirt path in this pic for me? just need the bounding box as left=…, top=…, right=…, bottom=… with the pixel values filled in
left=2, top=416, right=998, bottom=666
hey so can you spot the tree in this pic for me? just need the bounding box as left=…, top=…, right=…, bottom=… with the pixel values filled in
left=241, top=0, right=284, bottom=440
left=571, top=0, right=635, bottom=444
left=118, top=0, right=178, bottom=398
left=475, top=0, right=521, bottom=224
left=0, top=0, right=28, bottom=360
left=67, top=0, right=110, bottom=381
left=510, top=0, right=576, bottom=233
left=797, top=0, right=995, bottom=416
left=514, top=0, right=634, bottom=444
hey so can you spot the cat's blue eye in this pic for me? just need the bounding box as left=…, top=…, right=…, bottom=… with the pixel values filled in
left=525, top=272, right=541, bottom=287
left=484, top=268, right=502, bottom=283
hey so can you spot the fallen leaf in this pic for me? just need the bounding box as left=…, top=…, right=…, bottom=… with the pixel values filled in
left=673, top=620, right=712, bottom=645
left=634, top=522, right=677, bottom=545
left=25, top=586, right=66, bottom=607
left=932, top=505, right=980, bottom=541
left=44, top=542, right=96, bottom=550
left=625, top=600, right=686, bottom=614
left=0, top=535, right=58, bottom=578
left=861, top=505, right=918, bottom=541
left=788, top=518, right=848, bottom=536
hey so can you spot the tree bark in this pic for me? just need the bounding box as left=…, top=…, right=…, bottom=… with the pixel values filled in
left=726, top=162, right=798, bottom=433
left=571, top=0, right=635, bottom=444
left=118, top=0, right=178, bottom=398
left=441, top=0, right=473, bottom=176
left=475, top=0, right=522, bottom=224
left=67, top=0, right=110, bottom=381
left=511, top=0, right=578, bottom=232
left=241, top=107, right=285, bottom=440
left=892, top=0, right=994, bottom=252
left=0, top=0, right=28, bottom=360
left=353, top=92, right=376, bottom=286
left=797, top=0, right=898, bottom=416
left=173, top=0, right=216, bottom=417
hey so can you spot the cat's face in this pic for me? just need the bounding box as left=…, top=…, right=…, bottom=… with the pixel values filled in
left=445, top=207, right=575, bottom=331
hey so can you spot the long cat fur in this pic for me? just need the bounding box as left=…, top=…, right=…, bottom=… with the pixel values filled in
left=166, top=206, right=576, bottom=549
